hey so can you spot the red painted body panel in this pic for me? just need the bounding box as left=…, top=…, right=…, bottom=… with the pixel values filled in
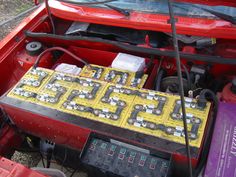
left=49, top=1, right=236, bottom=39
left=1, top=104, right=90, bottom=151
left=221, top=83, right=236, bottom=103
left=0, top=5, right=46, bottom=58
left=0, top=126, right=22, bottom=155
left=0, top=157, right=47, bottom=177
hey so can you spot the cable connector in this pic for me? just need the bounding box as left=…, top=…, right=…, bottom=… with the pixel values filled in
left=197, top=97, right=207, bottom=109
left=197, top=89, right=218, bottom=109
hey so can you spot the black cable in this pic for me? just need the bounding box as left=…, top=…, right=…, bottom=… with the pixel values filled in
left=61, top=148, right=68, bottom=170
left=25, top=31, right=236, bottom=65
left=40, top=152, right=46, bottom=168
left=155, top=69, right=165, bottom=91
left=194, top=89, right=218, bottom=177
left=70, top=166, right=80, bottom=177
left=167, top=1, right=193, bottom=177
left=46, top=149, right=52, bottom=168
left=33, top=47, right=90, bottom=68
left=181, top=63, right=191, bottom=90
left=45, top=0, right=56, bottom=34
left=197, top=89, right=218, bottom=109
left=154, top=58, right=163, bottom=91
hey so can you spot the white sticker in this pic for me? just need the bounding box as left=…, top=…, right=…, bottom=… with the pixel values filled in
left=113, top=97, right=119, bottom=101
left=148, top=104, right=155, bottom=109
left=110, top=101, right=116, bottom=106
left=176, top=126, right=184, bottom=131
left=67, top=106, right=73, bottom=110
left=137, top=116, right=144, bottom=121
left=186, top=119, right=191, bottom=124
left=185, top=103, right=190, bottom=108
left=146, top=109, right=153, bottom=114
left=114, top=89, right=119, bottom=93
left=83, top=90, right=89, bottom=94
left=116, top=85, right=122, bottom=88
left=70, top=101, right=76, bottom=105
left=174, top=132, right=181, bottom=137
left=99, top=114, right=105, bottom=118
left=147, top=96, right=153, bottom=100
left=185, top=97, right=193, bottom=102
left=86, top=79, right=92, bottom=82
left=102, top=108, right=109, bottom=112
left=186, top=113, right=193, bottom=118
left=134, top=122, right=141, bottom=127
left=79, top=95, right=85, bottom=98
left=149, top=92, right=155, bottom=96
left=52, top=88, right=57, bottom=92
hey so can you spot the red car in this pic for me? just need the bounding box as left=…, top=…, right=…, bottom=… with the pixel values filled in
left=0, top=0, right=236, bottom=177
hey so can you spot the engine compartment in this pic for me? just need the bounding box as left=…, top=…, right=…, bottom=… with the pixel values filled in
left=1, top=14, right=236, bottom=177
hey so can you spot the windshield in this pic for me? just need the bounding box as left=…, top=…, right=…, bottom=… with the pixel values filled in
left=59, top=0, right=236, bottom=18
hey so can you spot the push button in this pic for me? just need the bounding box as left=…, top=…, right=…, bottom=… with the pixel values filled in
left=89, top=144, right=96, bottom=151
left=128, top=156, right=134, bottom=163
left=101, top=142, right=107, bottom=149
left=118, top=153, right=125, bottom=160
left=128, top=151, right=136, bottom=163
left=89, top=139, right=98, bottom=150
left=149, top=158, right=157, bottom=170
left=120, top=148, right=126, bottom=154
left=138, top=155, right=147, bottom=166
left=108, top=145, right=116, bottom=156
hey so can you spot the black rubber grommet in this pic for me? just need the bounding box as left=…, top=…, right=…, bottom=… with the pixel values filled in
left=26, top=41, right=43, bottom=56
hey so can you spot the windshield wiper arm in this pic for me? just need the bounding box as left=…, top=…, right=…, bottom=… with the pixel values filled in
left=174, top=4, right=236, bottom=25
left=58, top=0, right=129, bottom=17
left=192, top=5, right=236, bottom=25
left=58, top=0, right=117, bottom=5
left=104, top=4, right=130, bottom=16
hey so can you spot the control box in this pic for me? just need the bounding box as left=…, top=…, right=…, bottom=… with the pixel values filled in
left=81, top=134, right=172, bottom=177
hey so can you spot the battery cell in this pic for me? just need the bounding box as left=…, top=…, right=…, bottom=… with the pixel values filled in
left=5, top=67, right=211, bottom=148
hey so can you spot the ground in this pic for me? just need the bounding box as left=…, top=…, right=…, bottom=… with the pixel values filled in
left=0, top=0, right=34, bottom=40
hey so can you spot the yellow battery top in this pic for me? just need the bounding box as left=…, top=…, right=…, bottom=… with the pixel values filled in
left=7, top=67, right=211, bottom=148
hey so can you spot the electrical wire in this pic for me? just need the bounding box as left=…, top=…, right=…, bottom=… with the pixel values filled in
left=61, top=148, right=68, bottom=171
left=33, top=47, right=90, bottom=68
left=155, top=69, right=165, bottom=91
left=194, top=89, right=218, bottom=177
left=181, top=63, right=191, bottom=90
left=154, top=58, right=163, bottom=91
left=167, top=1, right=193, bottom=177
left=70, top=166, right=79, bottom=177
left=40, top=152, right=46, bottom=168
left=45, top=0, right=56, bottom=34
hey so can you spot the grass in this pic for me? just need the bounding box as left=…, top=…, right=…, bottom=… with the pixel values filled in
left=14, top=0, right=34, bottom=14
